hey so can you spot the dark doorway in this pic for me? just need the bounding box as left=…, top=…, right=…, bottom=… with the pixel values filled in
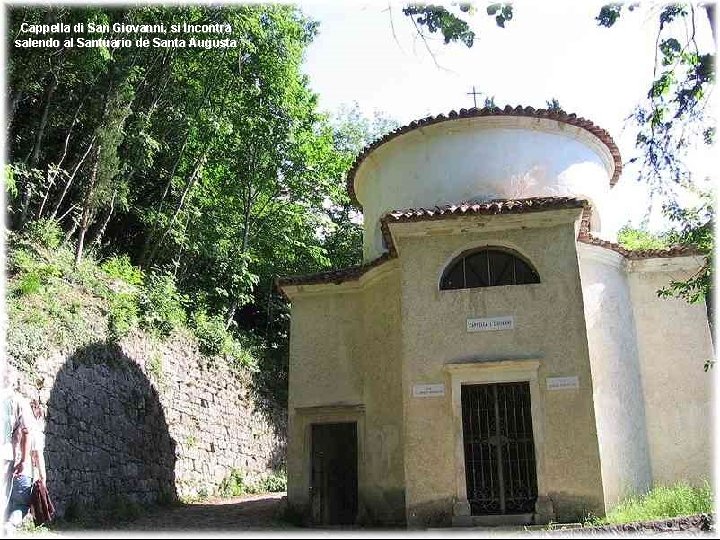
left=461, top=382, right=537, bottom=515
left=310, top=422, right=358, bottom=525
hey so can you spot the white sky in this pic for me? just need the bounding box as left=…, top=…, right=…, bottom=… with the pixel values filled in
left=297, top=0, right=716, bottom=237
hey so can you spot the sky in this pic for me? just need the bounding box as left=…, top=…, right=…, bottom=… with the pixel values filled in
left=296, top=0, right=716, bottom=237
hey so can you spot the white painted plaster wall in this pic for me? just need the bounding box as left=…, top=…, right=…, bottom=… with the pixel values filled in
left=577, top=244, right=652, bottom=508
left=354, top=117, right=615, bottom=260
left=627, top=258, right=713, bottom=487
left=396, top=218, right=605, bottom=524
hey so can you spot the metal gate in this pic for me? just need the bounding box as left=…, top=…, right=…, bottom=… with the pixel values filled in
left=461, top=382, right=538, bottom=515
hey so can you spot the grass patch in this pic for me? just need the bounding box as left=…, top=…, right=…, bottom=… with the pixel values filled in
left=595, top=481, right=713, bottom=525
left=6, top=229, right=260, bottom=383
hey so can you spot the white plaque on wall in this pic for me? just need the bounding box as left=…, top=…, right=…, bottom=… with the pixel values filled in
left=467, top=316, right=514, bottom=332
left=412, top=383, right=445, bottom=397
left=546, top=376, right=580, bottom=390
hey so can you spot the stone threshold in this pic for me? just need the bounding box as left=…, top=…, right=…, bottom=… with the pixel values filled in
left=452, top=513, right=534, bottom=527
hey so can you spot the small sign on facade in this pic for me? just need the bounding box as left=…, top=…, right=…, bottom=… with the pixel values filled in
left=413, top=383, right=445, bottom=397
left=546, top=376, right=580, bottom=391
left=467, top=316, right=514, bottom=333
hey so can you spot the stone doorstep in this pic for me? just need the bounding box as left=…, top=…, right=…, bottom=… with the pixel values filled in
left=452, top=513, right=534, bottom=528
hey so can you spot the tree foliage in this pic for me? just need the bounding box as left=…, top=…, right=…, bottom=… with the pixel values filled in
left=7, top=5, right=395, bottom=404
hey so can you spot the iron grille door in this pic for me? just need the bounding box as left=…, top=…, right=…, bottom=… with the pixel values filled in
left=461, top=382, right=538, bottom=515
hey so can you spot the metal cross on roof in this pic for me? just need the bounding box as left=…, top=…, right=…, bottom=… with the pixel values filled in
left=467, top=86, right=482, bottom=108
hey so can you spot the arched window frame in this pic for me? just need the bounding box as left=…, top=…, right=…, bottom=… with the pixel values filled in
left=439, top=246, right=541, bottom=291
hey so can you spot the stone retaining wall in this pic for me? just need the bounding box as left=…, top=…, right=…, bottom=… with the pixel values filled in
left=13, top=331, right=286, bottom=515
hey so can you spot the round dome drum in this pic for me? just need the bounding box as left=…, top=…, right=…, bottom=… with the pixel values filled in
left=350, top=109, right=621, bottom=261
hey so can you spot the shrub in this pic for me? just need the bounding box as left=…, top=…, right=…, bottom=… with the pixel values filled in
left=146, top=351, right=164, bottom=386
left=617, top=225, right=671, bottom=251
left=597, top=481, right=713, bottom=525
left=139, top=272, right=187, bottom=336
left=257, top=471, right=287, bottom=493
left=15, top=271, right=43, bottom=296
left=101, top=254, right=144, bottom=286
left=9, top=247, right=38, bottom=275
left=24, top=218, right=63, bottom=250
left=225, top=333, right=261, bottom=371
left=108, top=292, right=140, bottom=340
left=191, top=310, right=228, bottom=356
left=218, top=469, right=246, bottom=498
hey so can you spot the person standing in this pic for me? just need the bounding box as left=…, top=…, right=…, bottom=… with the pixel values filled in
left=1, top=366, right=31, bottom=530
left=28, top=400, right=46, bottom=486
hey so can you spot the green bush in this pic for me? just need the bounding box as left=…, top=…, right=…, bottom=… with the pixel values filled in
left=218, top=468, right=246, bottom=498
left=139, top=272, right=187, bottom=336
left=108, top=292, right=140, bottom=340
left=191, top=310, right=228, bottom=356
left=257, top=471, right=287, bottom=493
left=617, top=225, right=671, bottom=251
left=24, top=218, right=63, bottom=250
left=597, top=481, right=713, bottom=525
left=101, top=254, right=144, bottom=286
left=9, top=247, right=38, bottom=275
left=15, top=271, right=43, bottom=296
left=225, top=334, right=260, bottom=371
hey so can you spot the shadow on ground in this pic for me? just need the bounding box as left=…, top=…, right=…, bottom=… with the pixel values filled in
left=51, top=493, right=297, bottom=532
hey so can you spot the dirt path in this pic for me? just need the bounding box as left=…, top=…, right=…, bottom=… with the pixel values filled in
left=49, top=492, right=296, bottom=533
left=126, top=492, right=293, bottom=532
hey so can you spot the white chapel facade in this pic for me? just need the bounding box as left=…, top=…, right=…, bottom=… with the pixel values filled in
left=277, top=107, right=713, bottom=527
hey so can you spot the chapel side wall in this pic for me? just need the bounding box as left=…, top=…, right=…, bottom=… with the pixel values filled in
left=286, top=292, right=363, bottom=509
left=285, top=275, right=406, bottom=525
left=577, top=244, right=652, bottom=509
left=358, top=271, right=406, bottom=525
left=398, top=221, right=605, bottom=527
left=627, top=260, right=713, bottom=487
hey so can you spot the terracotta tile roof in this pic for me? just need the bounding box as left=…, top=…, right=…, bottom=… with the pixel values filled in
left=383, top=196, right=586, bottom=222
left=278, top=197, right=585, bottom=289
left=578, top=233, right=701, bottom=259
left=276, top=253, right=393, bottom=288
left=346, top=106, right=623, bottom=207
left=276, top=197, right=701, bottom=291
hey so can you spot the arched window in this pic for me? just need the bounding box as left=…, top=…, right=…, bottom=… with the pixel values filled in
left=440, top=248, right=540, bottom=290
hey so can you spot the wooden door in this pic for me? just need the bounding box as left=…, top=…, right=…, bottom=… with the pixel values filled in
left=310, top=422, right=358, bottom=525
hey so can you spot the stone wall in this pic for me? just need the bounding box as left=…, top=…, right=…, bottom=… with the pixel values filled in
left=13, top=330, right=286, bottom=515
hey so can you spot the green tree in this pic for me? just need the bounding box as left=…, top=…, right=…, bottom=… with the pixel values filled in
left=7, top=5, right=375, bottom=408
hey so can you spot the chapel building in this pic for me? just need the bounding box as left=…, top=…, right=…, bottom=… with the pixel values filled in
left=277, top=107, right=713, bottom=528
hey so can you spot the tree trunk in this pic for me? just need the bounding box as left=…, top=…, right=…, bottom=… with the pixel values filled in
left=28, top=76, right=58, bottom=169
left=225, top=182, right=255, bottom=329
left=89, top=187, right=118, bottom=248
left=18, top=181, right=33, bottom=229
left=74, top=224, right=88, bottom=267
left=144, top=146, right=210, bottom=266
left=48, top=136, right=96, bottom=220
left=62, top=213, right=79, bottom=246
left=74, top=145, right=101, bottom=266
left=7, top=90, right=22, bottom=134
left=35, top=169, right=55, bottom=220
